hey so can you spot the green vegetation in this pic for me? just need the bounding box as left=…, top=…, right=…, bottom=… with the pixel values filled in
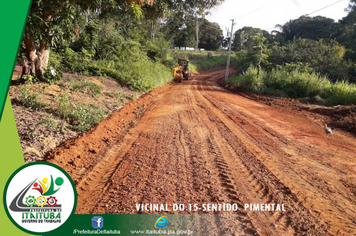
left=17, top=0, right=229, bottom=134
left=54, top=93, right=107, bottom=131
left=192, top=55, right=235, bottom=72
left=269, top=39, right=349, bottom=82
left=230, top=67, right=265, bottom=93
left=51, top=35, right=173, bottom=92
left=230, top=65, right=356, bottom=105
left=42, top=67, right=63, bottom=84
left=36, top=119, right=59, bottom=130
left=167, top=17, right=223, bottom=51
left=55, top=93, right=72, bottom=119
left=20, top=0, right=224, bottom=90
left=69, top=104, right=106, bottom=132
left=19, top=87, right=45, bottom=109
left=70, top=79, right=103, bottom=96
left=228, top=3, right=356, bottom=105
left=27, top=118, right=59, bottom=137
left=130, top=92, right=140, bottom=101
left=114, top=91, right=126, bottom=104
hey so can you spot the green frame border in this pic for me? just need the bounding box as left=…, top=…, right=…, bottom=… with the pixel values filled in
left=0, top=0, right=32, bottom=122
left=3, top=162, right=78, bottom=235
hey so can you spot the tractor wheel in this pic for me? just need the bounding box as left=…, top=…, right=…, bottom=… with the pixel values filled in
left=179, top=74, right=183, bottom=83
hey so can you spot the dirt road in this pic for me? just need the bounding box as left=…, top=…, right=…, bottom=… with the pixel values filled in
left=48, top=70, right=356, bottom=235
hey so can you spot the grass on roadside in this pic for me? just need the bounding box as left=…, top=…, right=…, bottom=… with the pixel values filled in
left=54, top=93, right=72, bottom=119
left=18, top=86, right=46, bottom=109
left=68, top=103, right=106, bottom=132
left=69, top=78, right=103, bottom=96
left=229, top=66, right=356, bottom=105
left=54, top=93, right=107, bottom=132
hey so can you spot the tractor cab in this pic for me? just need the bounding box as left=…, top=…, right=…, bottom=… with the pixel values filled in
left=178, top=59, right=189, bottom=71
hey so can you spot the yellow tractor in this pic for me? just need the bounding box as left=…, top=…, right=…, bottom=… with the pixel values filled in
left=172, top=58, right=191, bottom=83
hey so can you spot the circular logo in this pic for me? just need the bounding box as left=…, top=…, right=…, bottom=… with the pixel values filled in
left=3, top=162, right=77, bottom=234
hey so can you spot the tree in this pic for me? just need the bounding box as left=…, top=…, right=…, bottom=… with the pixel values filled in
left=142, top=0, right=169, bottom=39
left=269, top=38, right=348, bottom=81
left=274, top=16, right=338, bottom=42
left=198, top=19, right=223, bottom=50
left=172, top=17, right=197, bottom=48
left=22, top=0, right=224, bottom=79
left=159, top=0, right=224, bottom=47
left=22, top=0, right=153, bottom=79
left=232, top=27, right=273, bottom=52
left=337, top=2, right=356, bottom=61
left=250, top=33, right=269, bottom=77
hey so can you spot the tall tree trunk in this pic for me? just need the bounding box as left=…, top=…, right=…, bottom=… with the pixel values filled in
left=151, top=20, right=156, bottom=39
left=196, top=18, right=199, bottom=50
left=256, top=34, right=264, bottom=78
left=21, top=9, right=52, bottom=80
left=38, top=41, right=50, bottom=76
left=35, top=10, right=52, bottom=77
left=23, top=34, right=37, bottom=76
left=22, top=34, right=50, bottom=78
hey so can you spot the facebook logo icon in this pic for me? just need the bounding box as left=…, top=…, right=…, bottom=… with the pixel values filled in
left=92, top=216, right=104, bottom=229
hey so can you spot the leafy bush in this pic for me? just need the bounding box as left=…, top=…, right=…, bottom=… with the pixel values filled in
left=126, top=61, right=172, bottom=92
left=55, top=93, right=72, bottom=119
left=54, top=94, right=108, bottom=131
left=19, top=86, right=44, bottom=108
left=48, top=51, right=63, bottom=70
left=53, top=20, right=174, bottom=92
left=79, top=58, right=172, bottom=92
left=21, top=74, right=35, bottom=84
left=348, top=63, right=356, bottom=83
left=146, top=37, right=171, bottom=62
left=235, top=50, right=251, bottom=73
left=61, top=48, right=94, bottom=74
left=41, top=66, right=62, bottom=84
left=69, top=104, right=106, bottom=131
left=269, top=39, right=349, bottom=82
left=230, top=66, right=265, bottom=93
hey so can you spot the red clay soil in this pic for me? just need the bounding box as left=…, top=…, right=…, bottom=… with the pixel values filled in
left=46, top=70, right=356, bottom=236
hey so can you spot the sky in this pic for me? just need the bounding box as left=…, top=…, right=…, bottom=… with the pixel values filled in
left=206, top=0, right=351, bottom=36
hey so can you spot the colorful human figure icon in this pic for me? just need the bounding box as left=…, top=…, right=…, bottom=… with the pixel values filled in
left=31, top=176, right=64, bottom=196
left=32, top=182, right=43, bottom=194
left=39, top=177, right=49, bottom=194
